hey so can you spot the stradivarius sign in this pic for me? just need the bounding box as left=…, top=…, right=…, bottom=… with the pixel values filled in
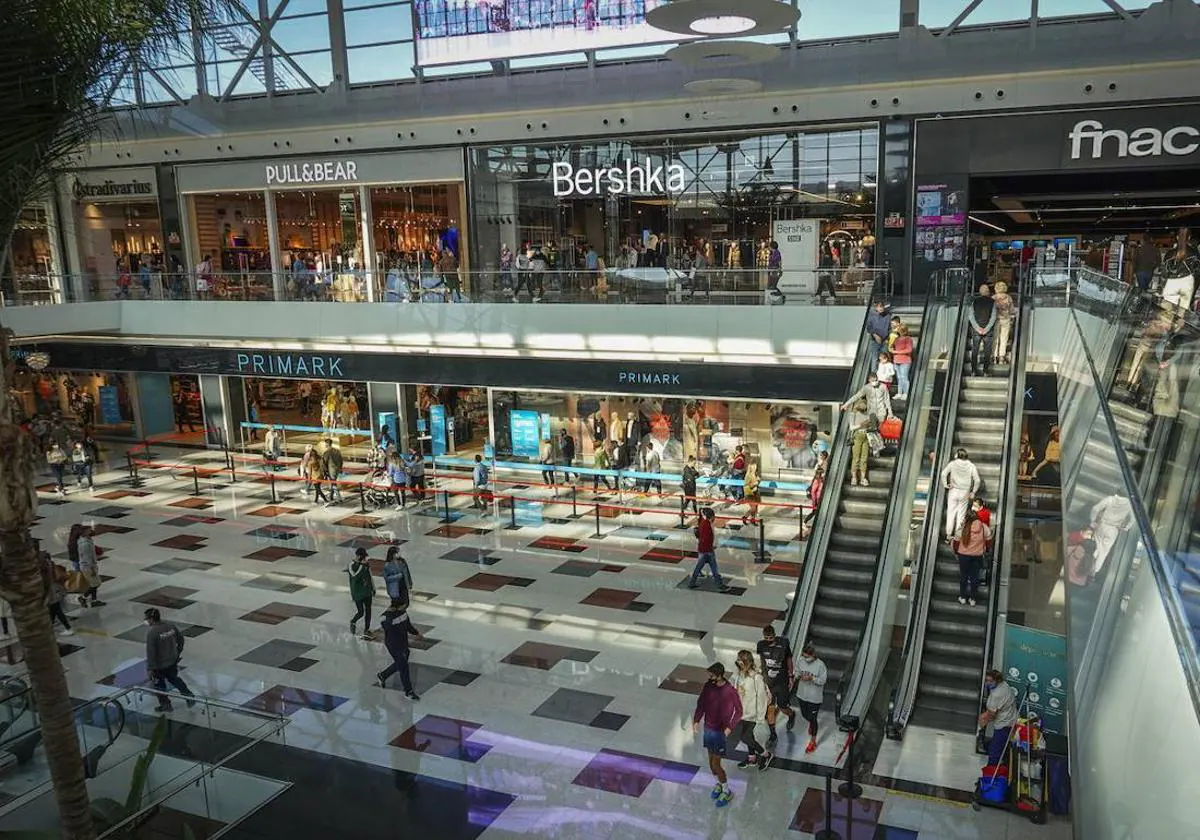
left=552, top=158, right=687, bottom=197
left=1068, top=119, right=1200, bottom=160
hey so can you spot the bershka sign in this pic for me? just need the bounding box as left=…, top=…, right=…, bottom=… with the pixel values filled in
left=236, top=353, right=345, bottom=378
left=552, top=159, right=686, bottom=197
left=1068, top=119, right=1200, bottom=160
left=265, top=160, right=359, bottom=186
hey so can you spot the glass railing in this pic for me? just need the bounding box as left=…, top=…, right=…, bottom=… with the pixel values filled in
left=0, top=266, right=892, bottom=307
left=0, top=687, right=288, bottom=834
left=837, top=269, right=970, bottom=723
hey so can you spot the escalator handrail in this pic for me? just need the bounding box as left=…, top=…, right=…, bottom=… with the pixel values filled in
left=835, top=280, right=966, bottom=722
left=887, top=278, right=977, bottom=731
left=782, top=275, right=892, bottom=644
left=976, top=292, right=1032, bottom=711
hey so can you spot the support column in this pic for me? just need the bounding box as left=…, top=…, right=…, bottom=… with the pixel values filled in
left=259, top=0, right=276, bottom=94
left=53, top=177, right=86, bottom=302
left=327, top=0, right=349, bottom=88
left=264, top=190, right=284, bottom=300
left=359, top=185, right=375, bottom=300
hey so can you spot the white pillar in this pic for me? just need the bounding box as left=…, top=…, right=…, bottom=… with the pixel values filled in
left=359, top=185, right=375, bottom=301
left=264, top=190, right=284, bottom=300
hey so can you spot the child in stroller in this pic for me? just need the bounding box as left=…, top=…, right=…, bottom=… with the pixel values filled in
left=361, top=471, right=395, bottom=511
left=700, top=457, right=734, bottom=500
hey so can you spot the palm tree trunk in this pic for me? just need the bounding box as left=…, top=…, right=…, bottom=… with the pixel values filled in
left=0, top=327, right=95, bottom=839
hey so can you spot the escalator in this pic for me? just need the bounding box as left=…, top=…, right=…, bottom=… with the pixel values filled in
left=805, top=310, right=924, bottom=693
left=893, top=291, right=1030, bottom=735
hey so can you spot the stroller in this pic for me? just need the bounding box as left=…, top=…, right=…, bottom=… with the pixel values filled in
left=700, top=460, right=734, bottom=500
left=360, top=473, right=395, bottom=511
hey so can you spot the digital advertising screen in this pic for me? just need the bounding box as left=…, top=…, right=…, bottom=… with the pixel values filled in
left=414, top=0, right=689, bottom=66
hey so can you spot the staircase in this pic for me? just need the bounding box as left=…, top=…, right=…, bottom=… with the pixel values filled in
left=910, top=360, right=1009, bottom=733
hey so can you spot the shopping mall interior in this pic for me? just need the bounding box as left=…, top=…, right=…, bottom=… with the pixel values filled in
left=2, top=2, right=1199, bottom=839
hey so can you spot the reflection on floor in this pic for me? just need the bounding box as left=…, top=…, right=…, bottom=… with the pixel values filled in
left=4, top=450, right=1073, bottom=839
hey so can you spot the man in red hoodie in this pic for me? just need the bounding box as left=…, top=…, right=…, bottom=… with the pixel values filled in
left=693, top=662, right=742, bottom=808
left=687, top=507, right=733, bottom=592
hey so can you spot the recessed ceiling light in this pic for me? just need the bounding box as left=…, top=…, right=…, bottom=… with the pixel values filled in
left=690, top=15, right=755, bottom=34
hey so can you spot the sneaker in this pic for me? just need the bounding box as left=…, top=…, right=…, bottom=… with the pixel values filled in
left=710, top=784, right=723, bottom=800
left=758, top=752, right=773, bottom=771
left=687, top=582, right=699, bottom=590
left=78, top=597, right=89, bottom=608
left=767, top=731, right=778, bottom=746
left=185, top=698, right=197, bottom=709
left=715, top=788, right=734, bottom=808
left=153, top=704, right=173, bottom=713
left=375, top=671, right=388, bottom=687
left=404, top=691, right=420, bottom=701
left=786, top=713, right=796, bottom=732
left=719, top=585, right=734, bottom=593
left=90, top=600, right=106, bottom=607
left=360, top=633, right=373, bottom=641
left=58, top=628, right=75, bottom=637
left=350, top=621, right=357, bottom=636
left=957, top=597, right=967, bottom=605
left=736, top=758, right=753, bottom=769
left=850, top=475, right=860, bottom=486
left=805, top=739, right=817, bottom=754
left=968, top=598, right=977, bottom=607
left=861, top=477, right=870, bottom=487
left=532, top=296, right=542, bottom=303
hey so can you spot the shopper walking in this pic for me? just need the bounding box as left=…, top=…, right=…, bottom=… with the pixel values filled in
left=76, top=526, right=104, bottom=608
left=681, top=455, right=700, bottom=517
left=892, top=323, right=915, bottom=400
left=756, top=624, right=796, bottom=744
left=593, top=441, right=614, bottom=491
left=733, top=650, right=772, bottom=771
left=688, top=508, right=732, bottom=592
left=968, top=283, right=997, bottom=376
left=321, top=438, right=344, bottom=505
left=692, top=662, right=742, bottom=808
left=793, top=642, right=828, bottom=753
left=301, top=444, right=323, bottom=500
left=40, top=551, right=73, bottom=636
left=403, top=446, right=426, bottom=502
left=70, top=441, right=93, bottom=489
left=558, top=429, right=576, bottom=484
left=539, top=438, right=556, bottom=489
left=978, top=669, right=1018, bottom=766
left=46, top=442, right=68, bottom=496
left=144, top=608, right=196, bottom=712
left=348, top=548, right=376, bottom=639
left=741, top=460, right=761, bottom=525
left=953, top=507, right=992, bottom=606
left=387, top=452, right=409, bottom=509
left=263, top=425, right=283, bottom=470
left=472, top=454, right=491, bottom=513
left=376, top=597, right=423, bottom=700
left=940, top=448, right=981, bottom=542
left=382, top=546, right=413, bottom=604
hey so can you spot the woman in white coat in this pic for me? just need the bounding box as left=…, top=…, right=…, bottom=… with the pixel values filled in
left=733, top=650, right=773, bottom=771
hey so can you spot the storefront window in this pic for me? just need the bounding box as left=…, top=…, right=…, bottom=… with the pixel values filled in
left=77, top=198, right=164, bottom=300
left=4, top=204, right=60, bottom=305
left=237, top=377, right=372, bottom=456
left=418, top=385, right=489, bottom=455
left=186, top=192, right=273, bottom=300
left=490, top=389, right=833, bottom=482
left=371, top=185, right=465, bottom=300
left=468, top=129, right=879, bottom=289
left=11, top=370, right=136, bottom=439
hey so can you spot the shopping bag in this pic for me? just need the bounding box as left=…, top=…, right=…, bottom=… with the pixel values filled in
left=879, top=416, right=903, bottom=441
left=65, top=570, right=88, bottom=594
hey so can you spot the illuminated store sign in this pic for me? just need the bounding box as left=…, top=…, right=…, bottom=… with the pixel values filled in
left=1068, top=119, right=1200, bottom=160
left=552, top=159, right=687, bottom=197
left=235, top=353, right=345, bottom=378
left=618, top=370, right=682, bottom=386
left=265, top=160, right=359, bottom=186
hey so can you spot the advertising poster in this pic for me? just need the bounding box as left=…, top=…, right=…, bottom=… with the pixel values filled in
left=1003, top=625, right=1069, bottom=734
left=915, top=185, right=966, bottom=226
left=98, top=386, right=123, bottom=425
left=415, top=0, right=691, bottom=66
left=376, top=411, right=397, bottom=444
left=509, top=410, right=541, bottom=459
left=772, top=218, right=822, bottom=296
left=429, top=405, right=447, bottom=456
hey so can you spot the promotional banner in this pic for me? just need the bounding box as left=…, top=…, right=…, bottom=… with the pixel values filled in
left=429, top=405, right=448, bottom=456
left=772, top=218, right=822, bottom=296
left=509, top=410, right=541, bottom=459
left=376, top=411, right=397, bottom=444
left=98, top=386, right=122, bottom=425
left=1003, top=625, right=1069, bottom=734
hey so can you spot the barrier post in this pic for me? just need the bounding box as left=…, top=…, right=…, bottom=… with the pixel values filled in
left=126, top=452, right=136, bottom=487
left=359, top=482, right=367, bottom=513
left=142, top=437, right=152, bottom=461
left=269, top=472, right=278, bottom=504
left=440, top=489, right=452, bottom=524
left=192, top=467, right=200, bottom=496
left=223, top=440, right=231, bottom=471
left=838, top=730, right=863, bottom=800
left=754, top=515, right=770, bottom=564
left=679, top=495, right=686, bottom=529
left=229, top=460, right=236, bottom=483
left=571, top=486, right=578, bottom=518
left=593, top=502, right=603, bottom=539
left=813, top=773, right=843, bottom=840
left=508, top=495, right=518, bottom=530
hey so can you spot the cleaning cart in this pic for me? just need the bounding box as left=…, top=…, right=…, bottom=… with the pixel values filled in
left=972, top=697, right=1048, bottom=823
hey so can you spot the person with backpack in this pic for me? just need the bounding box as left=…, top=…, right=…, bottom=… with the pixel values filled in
left=382, top=546, right=413, bottom=604
left=688, top=508, right=732, bottom=592
left=144, top=608, right=195, bottom=712
left=348, top=548, right=376, bottom=640
left=472, top=454, right=491, bottom=513
left=953, top=508, right=992, bottom=606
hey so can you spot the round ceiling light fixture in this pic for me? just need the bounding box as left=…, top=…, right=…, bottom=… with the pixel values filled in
left=684, top=78, right=764, bottom=96
left=666, top=40, right=780, bottom=68
left=690, top=15, right=755, bottom=34
left=647, top=0, right=800, bottom=38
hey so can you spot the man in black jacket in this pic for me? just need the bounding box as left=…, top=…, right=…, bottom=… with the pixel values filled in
left=681, top=455, right=700, bottom=517
left=376, top=598, right=423, bottom=700
left=321, top=438, right=344, bottom=505
left=968, top=284, right=997, bottom=377
left=558, top=430, right=576, bottom=484
left=144, top=608, right=196, bottom=712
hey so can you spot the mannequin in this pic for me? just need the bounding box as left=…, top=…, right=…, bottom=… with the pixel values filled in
left=682, top=403, right=700, bottom=461
left=590, top=412, right=607, bottom=445
left=610, top=411, right=625, bottom=445
left=726, top=241, right=740, bottom=270
left=1090, top=493, right=1134, bottom=576
left=623, top=411, right=641, bottom=463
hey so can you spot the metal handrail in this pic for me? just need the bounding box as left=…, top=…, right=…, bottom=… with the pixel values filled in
left=837, top=275, right=970, bottom=724
left=885, top=277, right=975, bottom=734
left=782, top=275, right=890, bottom=643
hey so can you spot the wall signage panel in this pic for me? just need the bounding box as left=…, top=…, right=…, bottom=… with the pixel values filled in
left=32, top=342, right=850, bottom=402
left=69, top=167, right=158, bottom=202
left=175, top=149, right=464, bottom=193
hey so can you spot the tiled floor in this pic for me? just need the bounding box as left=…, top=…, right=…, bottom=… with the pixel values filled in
left=5, top=450, right=1073, bottom=840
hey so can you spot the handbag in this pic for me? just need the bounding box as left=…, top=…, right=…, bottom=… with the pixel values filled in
left=879, top=416, right=903, bottom=441
left=65, top=570, right=88, bottom=594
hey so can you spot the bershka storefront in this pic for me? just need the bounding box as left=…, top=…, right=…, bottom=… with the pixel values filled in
left=909, top=103, right=1200, bottom=294
left=174, top=149, right=465, bottom=302
left=25, top=340, right=848, bottom=475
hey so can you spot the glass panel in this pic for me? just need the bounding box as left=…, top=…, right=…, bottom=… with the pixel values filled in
left=348, top=43, right=416, bottom=82
left=1038, top=0, right=1156, bottom=16
left=272, top=15, right=332, bottom=52
left=286, top=50, right=334, bottom=87
left=919, top=0, right=1023, bottom=28
left=345, top=5, right=413, bottom=46
left=275, top=0, right=332, bottom=16
left=797, top=0, right=899, bottom=39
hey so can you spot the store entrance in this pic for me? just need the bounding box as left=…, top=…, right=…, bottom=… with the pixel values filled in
left=239, top=378, right=371, bottom=458
left=966, top=167, right=1200, bottom=300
